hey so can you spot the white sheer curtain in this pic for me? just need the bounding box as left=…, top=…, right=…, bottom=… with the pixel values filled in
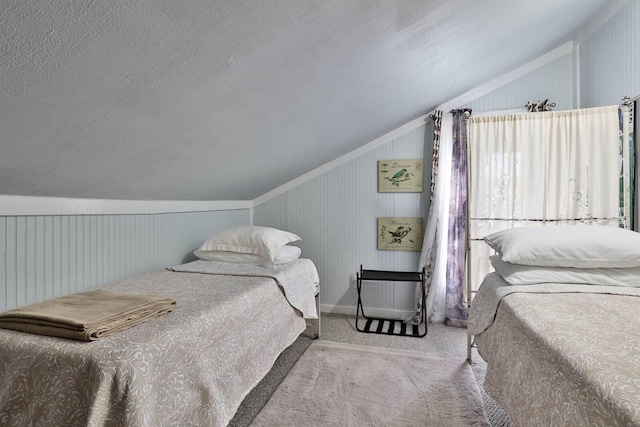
left=467, top=105, right=622, bottom=295
left=419, top=115, right=453, bottom=323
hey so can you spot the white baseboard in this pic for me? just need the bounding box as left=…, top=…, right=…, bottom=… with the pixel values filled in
left=320, top=304, right=413, bottom=320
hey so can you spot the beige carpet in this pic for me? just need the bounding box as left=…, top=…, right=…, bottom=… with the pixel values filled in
left=251, top=340, right=490, bottom=427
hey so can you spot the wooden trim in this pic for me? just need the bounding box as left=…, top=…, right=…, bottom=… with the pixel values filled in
left=0, top=195, right=252, bottom=216
left=253, top=114, right=430, bottom=207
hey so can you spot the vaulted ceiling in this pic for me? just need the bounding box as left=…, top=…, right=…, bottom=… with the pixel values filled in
left=0, top=0, right=612, bottom=201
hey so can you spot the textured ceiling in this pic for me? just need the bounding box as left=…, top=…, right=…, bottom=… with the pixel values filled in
left=0, top=0, right=611, bottom=200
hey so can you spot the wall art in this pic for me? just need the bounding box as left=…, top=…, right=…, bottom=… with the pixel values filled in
left=377, top=217, right=423, bottom=251
left=378, top=159, right=423, bottom=192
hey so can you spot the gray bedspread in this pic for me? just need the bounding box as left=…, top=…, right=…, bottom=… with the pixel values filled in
left=470, top=273, right=640, bottom=426
left=0, top=265, right=310, bottom=426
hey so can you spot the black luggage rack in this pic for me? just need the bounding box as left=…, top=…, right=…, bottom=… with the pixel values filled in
left=355, top=265, right=427, bottom=338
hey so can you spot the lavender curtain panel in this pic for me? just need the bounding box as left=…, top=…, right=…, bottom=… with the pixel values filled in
left=444, top=109, right=471, bottom=327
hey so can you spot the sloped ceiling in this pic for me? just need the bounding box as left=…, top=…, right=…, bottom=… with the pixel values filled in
left=0, top=0, right=611, bottom=201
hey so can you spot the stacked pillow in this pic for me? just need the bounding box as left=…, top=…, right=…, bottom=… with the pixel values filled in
left=483, top=225, right=640, bottom=287
left=194, top=226, right=302, bottom=268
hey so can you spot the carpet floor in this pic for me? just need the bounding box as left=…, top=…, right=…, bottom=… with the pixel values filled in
left=230, top=314, right=511, bottom=427
left=251, top=340, right=489, bottom=426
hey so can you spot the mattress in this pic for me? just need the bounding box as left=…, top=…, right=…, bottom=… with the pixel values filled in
left=0, top=260, right=317, bottom=427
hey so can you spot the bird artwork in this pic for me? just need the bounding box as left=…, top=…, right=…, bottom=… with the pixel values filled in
left=378, top=160, right=423, bottom=192
left=391, top=168, right=407, bottom=181
left=378, top=217, right=423, bottom=251
left=385, top=168, right=411, bottom=187
left=388, top=226, right=411, bottom=244
left=378, top=218, right=423, bottom=251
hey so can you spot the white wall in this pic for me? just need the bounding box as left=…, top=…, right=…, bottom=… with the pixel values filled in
left=255, top=126, right=430, bottom=318
left=0, top=209, right=249, bottom=311
left=4, top=1, right=634, bottom=316
left=578, top=0, right=639, bottom=229
left=578, top=0, right=640, bottom=107
left=461, top=54, right=574, bottom=112
left=254, top=51, right=577, bottom=317
left=255, top=12, right=638, bottom=317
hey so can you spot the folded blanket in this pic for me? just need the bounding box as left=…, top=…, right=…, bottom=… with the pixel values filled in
left=0, top=289, right=176, bottom=341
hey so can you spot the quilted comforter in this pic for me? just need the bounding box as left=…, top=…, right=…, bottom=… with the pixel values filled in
left=469, top=273, right=640, bottom=426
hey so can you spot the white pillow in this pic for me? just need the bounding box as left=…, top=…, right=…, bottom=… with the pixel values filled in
left=484, top=225, right=640, bottom=268
left=198, top=226, right=301, bottom=262
left=490, top=255, right=640, bottom=287
left=194, top=245, right=302, bottom=267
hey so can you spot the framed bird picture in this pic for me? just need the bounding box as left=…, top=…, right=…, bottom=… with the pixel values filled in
left=378, top=159, right=423, bottom=192
left=377, top=217, right=423, bottom=251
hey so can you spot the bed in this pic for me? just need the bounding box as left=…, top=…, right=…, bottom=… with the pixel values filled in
left=0, top=258, right=320, bottom=427
left=468, top=225, right=640, bottom=427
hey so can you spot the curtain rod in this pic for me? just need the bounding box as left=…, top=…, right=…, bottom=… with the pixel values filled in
left=431, top=95, right=637, bottom=120
left=427, top=109, right=472, bottom=119
left=449, top=108, right=472, bottom=114
left=622, top=95, right=640, bottom=104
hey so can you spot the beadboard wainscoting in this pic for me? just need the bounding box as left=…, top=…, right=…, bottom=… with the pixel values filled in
left=0, top=210, right=249, bottom=312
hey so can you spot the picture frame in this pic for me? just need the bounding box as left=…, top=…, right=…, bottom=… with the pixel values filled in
left=378, top=159, right=423, bottom=192
left=377, top=217, right=423, bottom=251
